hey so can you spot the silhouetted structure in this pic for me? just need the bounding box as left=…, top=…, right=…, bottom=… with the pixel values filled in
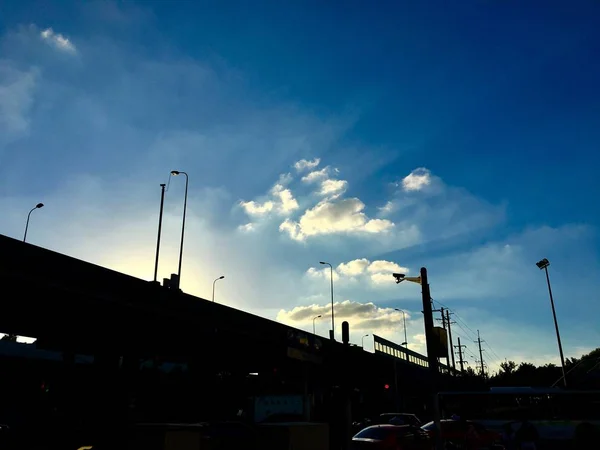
left=0, top=233, right=471, bottom=449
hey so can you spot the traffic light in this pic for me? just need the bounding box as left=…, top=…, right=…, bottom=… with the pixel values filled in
left=384, top=384, right=390, bottom=390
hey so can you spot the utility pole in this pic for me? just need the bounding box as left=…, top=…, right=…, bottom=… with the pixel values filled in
left=433, top=306, right=449, bottom=369
left=394, top=268, right=442, bottom=450
left=476, top=330, right=486, bottom=378
left=433, top=307, right=446, bottom=329
left=454, top=337, right=466, bottom=373
left=420, top=268, right=444, bottom=450
left=446, top=310, right=456, bottom=373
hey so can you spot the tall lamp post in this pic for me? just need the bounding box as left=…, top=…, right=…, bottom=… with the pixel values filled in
left=312, top=314, right=322, bottom=335
left=153, top=184, right=166, bottom=283
left=395, top=308, right=409, bottom=348
left=23, top=203, right=44, bottom=242
left=536, top=258, right=567, bottom=387
left=320, top=261, right=335, bottom=340
left=362, top=334, right=370, bottom=348
left=170, top=170, right=188, bottom=289
left=212, top=275, right=225, bottom=302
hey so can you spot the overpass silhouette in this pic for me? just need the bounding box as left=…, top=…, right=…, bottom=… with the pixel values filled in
left=0, top=233, right=475, bottom=427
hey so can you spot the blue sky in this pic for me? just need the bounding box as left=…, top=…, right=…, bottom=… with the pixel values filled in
left=1, top=1, right=599, bottom=371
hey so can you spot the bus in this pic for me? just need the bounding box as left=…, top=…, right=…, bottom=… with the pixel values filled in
left=438, top=387, right=600, bottom=442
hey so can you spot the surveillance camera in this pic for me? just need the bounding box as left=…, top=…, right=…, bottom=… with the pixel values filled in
left=392, top=273, right=405, bottom=283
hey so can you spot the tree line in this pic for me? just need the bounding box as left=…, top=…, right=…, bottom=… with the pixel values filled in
left=487, top=347, right=600, bottom=388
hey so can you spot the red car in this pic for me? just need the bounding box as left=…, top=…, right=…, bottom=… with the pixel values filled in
left=352, top=424, right=432, bottom=450
left=421, top=419, right=501, bottom=448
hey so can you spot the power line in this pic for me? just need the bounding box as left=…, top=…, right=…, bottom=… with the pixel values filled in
left=431, top=299, right=505, bottom=370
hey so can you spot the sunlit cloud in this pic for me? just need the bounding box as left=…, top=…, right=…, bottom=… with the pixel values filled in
left=39, top=27, right=77, bottom=53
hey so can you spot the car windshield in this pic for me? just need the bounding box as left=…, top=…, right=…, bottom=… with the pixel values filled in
left=421, top=421, right=486, bottom=433
left=421, top=421, right=435, bottom=431
left=354, top=427, right=394, bottom=440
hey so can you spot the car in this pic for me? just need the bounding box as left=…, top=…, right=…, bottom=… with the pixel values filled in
left=352, top=424, right=432, bottom=449
left=421, top=419, right=501, bottom=448
left=378, top=413, right=422, bottom=427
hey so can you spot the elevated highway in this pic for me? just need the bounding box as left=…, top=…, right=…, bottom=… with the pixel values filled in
left=0, top=233, right=474, bottom=423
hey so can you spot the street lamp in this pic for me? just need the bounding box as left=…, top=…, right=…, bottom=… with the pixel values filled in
left=212, top=275, right=225, bottom=302
left=362, top=334, right=370, bottom=348
left=23, top=203, right=44, bottom=243
left=395, top=308, right=409, bottom=348
left=312, top=314, right=322, bottom=335
left=536, top=258, right=567, bottom=387
left=170, top=170, right=188, bottom=289
left=153, top=184, right=167, bottom=283
left=320, top=261, right=335, bottom=340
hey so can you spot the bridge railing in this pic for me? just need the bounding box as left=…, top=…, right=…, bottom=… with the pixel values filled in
left=373, top=334, right=458, bottom=376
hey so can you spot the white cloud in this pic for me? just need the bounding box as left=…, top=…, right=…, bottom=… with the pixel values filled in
left=238, top=223, right=255, bottom=232
left=240, top=177, right=299, bottom=218
left=413, top=333, right=427, bottom=348
left=280, top=198, right=394, bottom=241
left=40, top=28, right=77, bottom=53
left=367, top=260, right=408, bottom=274
left=367, top=260, right=409, bottom=285
left=305, top=266, right=340, bottom=282
left=278, top=219, right=303, bottom=241
left=370, top=272, right=398, bottom=285
left=239, top=199, right=274, bottom=216
left=294, top=158, right=320, bottom=172
left=363, top=219, right=395, bottom=233
left=275, top=300, right=423, bottom=352
left=337, top=258, right=370, bottom=276
left=379, top=167, right=504, bottom=246
left=307, top=258, right=410, bottom=288
left=302, top=167, right=329, bottom=183
left=319, top=179, right=348, bottom=197
left=277, top=300, right=411, bottom=332
left=401, top=167, right=431, bottom=191
left=242, top=160, right=396, bottom=243
left=271, top=183, right=299, bottom=214
left=378, top=201, right=395, bottom=215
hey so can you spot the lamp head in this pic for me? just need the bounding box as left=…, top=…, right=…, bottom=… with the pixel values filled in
left=36, top=203, right=44, bottom=209
left=393, top=273, right=406, bottom=283
left=317, top=314, right=322, bottom=318
left=401, top=341, right=407, bottom=346
left=219, top=275, right=225, bottom=280
left=319, top=261, right=327, bottom=265
left=170, top=170, right=180, bottom=176
left=536, top=258, right=550, bottom=270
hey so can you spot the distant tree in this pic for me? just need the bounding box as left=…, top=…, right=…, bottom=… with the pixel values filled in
left=499, top=360, right=517, bottom=376
left=488, top=348, right=600, bottom=388
left=464, top=366, right=477, bottom=377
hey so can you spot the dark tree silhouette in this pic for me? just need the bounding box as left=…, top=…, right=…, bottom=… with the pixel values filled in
left=489, top=348, right=600, bottom=388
